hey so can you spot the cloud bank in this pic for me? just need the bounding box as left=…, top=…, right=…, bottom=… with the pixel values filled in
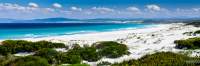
left=0, top=3, right=200, bottom=19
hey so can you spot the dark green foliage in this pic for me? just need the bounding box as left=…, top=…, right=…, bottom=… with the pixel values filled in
left=57, top=52, right=82, bottom=64
left=174, top=37, right=200, bottom=49
left=2, top=40, right=33, bottom=53
left=0, top=40, right=130, bottom=64
left=80, top=47, right=102, bottom=62
left=7, top=56, right=50, bottom=66
left=194, top=30, right=200, bottom=34
left=183, top=32, right=193, bottom=36
left=63, top=46, right=101, bottom=62
left=1, top=40, right=66, bottom=54
left=0, top=46, right=11, bottom=55
left=71, top=44, right=81, bottom=49
left=112, top=52, right=200, bottom=66
left=93, top=41, right=129, bottom=58
left=35, top=48, right=82, bottom=64
left=186, top=21, right=200, bottom=27
left=34, top=41, right=66, bottom=48
left=34, top=48, right=59, bottom=64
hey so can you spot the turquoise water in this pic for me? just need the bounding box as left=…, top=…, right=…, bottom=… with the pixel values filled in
left=0, top=23, right=153, bottom=39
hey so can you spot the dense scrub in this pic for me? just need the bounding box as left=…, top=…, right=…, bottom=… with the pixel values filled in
left=194, top=30, right=200, bottom=34
left=6, top=56, right=50, bottom=66
left=112, top=52, right=200, bottom=66
left=93, top=41, right=129, bottom=58
left=185, top=21, right=200, bottom=27
left=174, top=37, right=200, bottom=49
left=0, top=40, right=66, bottom=54
left=34, top=48, right=60, bottom=64
left=0, top=40, right=129, bottom=65
left=1, top=40, right=200, bottom=66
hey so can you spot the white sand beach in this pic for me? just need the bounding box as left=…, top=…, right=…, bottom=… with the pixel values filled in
left=1, top=23, right=200, bottom=65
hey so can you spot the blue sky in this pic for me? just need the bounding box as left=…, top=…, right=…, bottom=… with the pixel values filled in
left=0, top=0, right=200, bottom=19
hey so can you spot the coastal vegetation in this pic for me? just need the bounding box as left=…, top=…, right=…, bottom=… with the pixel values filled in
left=174, top=37, right=200, bottom=49
left=112, top=52, right=200, bottom=66
left=194, top=30, right=200, bottom=34
left=0, top=40, right=129, bottom=66
left=6, top=56, right=50, bottom=66
left=185, top=21, right=200, bottom=27
left=0, top=40, right=199, bottom=66
left=92, top=41, right=129, bottom=58
left=0, top=40, right=66, bottom=54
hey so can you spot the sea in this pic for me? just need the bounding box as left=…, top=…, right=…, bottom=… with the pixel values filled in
left=0, top=22, right=153, bottom=39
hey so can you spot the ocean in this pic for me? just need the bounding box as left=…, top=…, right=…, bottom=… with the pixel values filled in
left=0, top=23, right=153, bottom=39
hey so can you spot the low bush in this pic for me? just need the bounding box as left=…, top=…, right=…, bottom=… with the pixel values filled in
left=93, top=41, right=129, bottom=58
left=63, top=46, right=101, bottom=62
left=174, top=37, right=200, bottom=49
left=7, top=56, right=50, bottom=66
left=1, top=40, right=66, bottom=54
left=0, top=46, right=11, bottom=55
left=57, top=52, right=82, bottom=64
left=194, top=30, right=200, bottom=34
left=112, top=52, right=200, bottom=66
left=80, top=47, right=102, bottom=62
left=34, top=48, right=59, bottom=64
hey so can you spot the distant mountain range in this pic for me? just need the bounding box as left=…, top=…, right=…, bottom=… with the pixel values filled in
left=0, top=18, right=145, bottom=23
left=0, top=17, right=199, bottom=23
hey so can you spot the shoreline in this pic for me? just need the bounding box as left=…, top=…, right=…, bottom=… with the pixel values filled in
left=18, top=24, right=168, bottom=43
left=1, top=23, right=200, bottom=65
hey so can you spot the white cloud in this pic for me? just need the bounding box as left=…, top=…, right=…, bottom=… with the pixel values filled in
left=70, top=6, right=82, bottom=11
left=0, top=3, right=28, bottom=11
left=192, top=8, right=200, bottom=12
left=28, top=2, right=39, bottom=8
left=52, top=3, right=62, bottom=8
left=91, top=7, right=114, bottom=14
left=146, top=4, right=161, bottom=11
left=126, top=7, right=141, bottom=14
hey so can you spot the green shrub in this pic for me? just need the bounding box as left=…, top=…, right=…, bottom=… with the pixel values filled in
left=80, top=47, right=102, bottom=62
left=175, top=37, right=200, bottom=49
left=59, top=47, right=83, bottom=63
left=0, top=54, right=17, bottom=66
left=7, top=56, right=50, bottom=66
left=112, top=52, right=200, bottom=66
left=0, top=46, right=11, bottom=55
left=2, top=40, right=33, bottom=53
left=35, top=48, right=82, bottom=64
left=34, top=41, right=66, bottom=48
left=71, top=44, right=81, bottom=49
left=57, top=52, right=82, bottom=64
left=34, top=48, right=59, bottom=64
left=194, top=30, right=200, bottom=34
left=63, top=46, right=101, bottom=62
left=93, top=41, right=129, bottom=58
left=1, top=40, right=66, bottom=54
